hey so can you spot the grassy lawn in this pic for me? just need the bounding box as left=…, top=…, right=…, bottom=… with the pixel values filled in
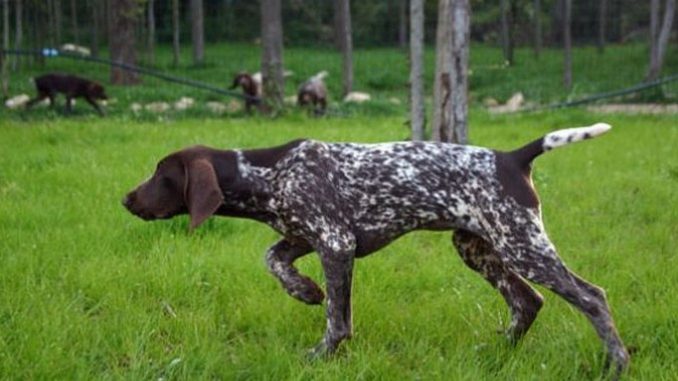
left=4, top=42, right=678, bottom=116
left=0, top=109, right=676, bottom=380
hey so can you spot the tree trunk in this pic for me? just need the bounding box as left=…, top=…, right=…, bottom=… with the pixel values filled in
left=70, top=0, right=78, bottom=44
left=1, top=0, right=9, bottom=97
left=500, top=0, right=513, bottom=65
left=260, top=0, right=284, bottom=111
left=562, top=0, right=572, bottom=89
left=533, top=0, right=541, bottom=59
left=147, top=0, right=155, bottom=66
left=432, top=0, right=469, bottom=143
left=432, top=0, right=452, bottom=142
left=449, top=0, right=470, bottom=144
left=34, top=3, right=46, bottom=66
left=597, top=0, right=606, bottom=53
left=646, top=0, right=676, bottom=81
left=12, top=0, right=22, bottom=70
left=332, top=0, right=341, bottom=49
left=47, top=0, right=54, bottom=46
left=650, top=0, right=660, bottom=48
left=190, top=0, right=204, bottom=65
left=336, top=0, right=353, bottom=97
left=409, top=0, right=425, bottom=141
left=109, top=0, right=140, bottom=85
left=432, top=0, right=471, bottom=144
left=90, top=0, right=99, bottom=57
left=399, top=0, right=408, bottom=48
left=54, top=0, right=62, bottom=44
left=172, top=0, right=180, bottom=67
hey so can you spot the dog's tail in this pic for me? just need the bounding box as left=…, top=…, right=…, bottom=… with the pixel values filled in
left=312, top=70, right=329, bottom=81
left=510, top=123, right=612, bottom=167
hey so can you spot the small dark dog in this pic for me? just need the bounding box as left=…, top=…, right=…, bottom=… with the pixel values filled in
left=297, top=71, right=328, bottom=115
left=229, top=72, right=262, bottom=112
left=26, top=73, right=108, bottom=116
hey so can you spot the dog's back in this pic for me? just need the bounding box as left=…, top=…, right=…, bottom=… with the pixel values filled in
left=35, top=74, right=83, bottom=94
left=33, top=73, right=106, bottom=100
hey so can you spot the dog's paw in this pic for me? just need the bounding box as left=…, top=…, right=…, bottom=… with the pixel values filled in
left=306, top=339, right=336, bottom=361
left=603, top=347, right=630, bottom=381
left=290, top=276, right=325, bottom=305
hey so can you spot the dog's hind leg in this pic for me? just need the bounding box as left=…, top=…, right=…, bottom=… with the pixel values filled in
left=453, top=229, right=543, bottom=343
left=496, top=222, right=629, bottom=378
left=266, top=239, right=324, bottom=305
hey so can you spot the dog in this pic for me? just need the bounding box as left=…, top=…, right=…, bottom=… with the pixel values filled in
left=230, top=72, right=262, bottom=112
left=26, top=73, right=108, bottom=116
left=297, top=71, right=328, bottom=115
left=122, top=123, right=628, bottom=379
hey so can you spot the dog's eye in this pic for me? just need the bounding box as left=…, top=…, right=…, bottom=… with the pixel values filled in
left=161, top=176, right=174, bottom=188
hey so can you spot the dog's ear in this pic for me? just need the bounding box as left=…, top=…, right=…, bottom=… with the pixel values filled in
left=229, top=75, right=240, bottom=89
left=184, top=159, right=223, bottom=230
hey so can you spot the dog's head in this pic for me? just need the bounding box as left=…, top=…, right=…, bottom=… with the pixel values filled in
left=88, top=82, right=108, bottom=100
left=123, top=147, right=224, bottom=230
left=230, top=73, right=256, bottom=95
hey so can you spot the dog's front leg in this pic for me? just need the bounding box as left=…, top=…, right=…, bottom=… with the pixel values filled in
left=265, top=239, right=324, bottom=305
left=308, top=241, right=355, bottom=359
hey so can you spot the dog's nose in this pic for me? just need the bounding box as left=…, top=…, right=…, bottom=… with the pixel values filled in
left=122, top=194, right=133, bottom=209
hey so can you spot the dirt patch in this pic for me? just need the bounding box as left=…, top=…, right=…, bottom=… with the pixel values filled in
left=587, top=103, right=678, bottom=114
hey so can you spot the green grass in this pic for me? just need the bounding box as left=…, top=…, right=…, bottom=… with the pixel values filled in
left=4, top=42, right=678, bottom=119
left=0, top=109, right=676, bottom=380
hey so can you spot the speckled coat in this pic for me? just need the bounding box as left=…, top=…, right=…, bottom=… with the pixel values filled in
left=123, top=123, right=628, bottom=379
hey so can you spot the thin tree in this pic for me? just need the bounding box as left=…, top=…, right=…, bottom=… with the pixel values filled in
left=190, top=0, right=204, bottom=65
left=47, top=0, right=54, bottom=46
left=500, top=0, right=513, bottom=65
left=432, top=0, right=470, bottom=144
left=646, top=0, right=676, bottom=81
left=172, top=0, right=180, bottom=67
left=432, top=0, right=452, bottom=143
left=54, top=0, right=62, bottom=43
left=335, top=0, right=353, bottom=97
left=34, top=2, right=46, bottom=66
left=260, top=0, right=285, bottom=111
left=399, top=0, right=408, bottom=48
left=109, top=0, right=140, bottom=85
left=1, top=0, right=9, bottom=97
left=410, top=0, right=425, bottom=141
left=562, top=0, right=572, bottom=89
left=147, top=0, right=155, bottom=66
left=649, top=0, right=659, bottom=54
left=597, top=0, right=606, bottom=53
left=332, top=0, right=341, bottom=49
left=12, top=0, right=22, bottom=70
left=449, top=0, right=470, bottom=144
left=70, top=0, right=78, bottom=44
left=533, top=0, right=541, bottom=59
left=89, top=0, right=99, bottom=57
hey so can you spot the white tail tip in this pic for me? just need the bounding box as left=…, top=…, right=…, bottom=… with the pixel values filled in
left=544, top=123, right=612, bottom=151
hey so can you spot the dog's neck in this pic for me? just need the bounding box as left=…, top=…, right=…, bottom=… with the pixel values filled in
left=206, top=150, right=274, bottom=224
left=210, top=140, right=306, bottom=226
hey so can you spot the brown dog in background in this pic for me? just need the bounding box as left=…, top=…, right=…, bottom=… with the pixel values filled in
left=26, top=73, right=108, bottom=116
left=297, top=71, right=328, bottom=115
left=229, top=72, right=262, bottom=112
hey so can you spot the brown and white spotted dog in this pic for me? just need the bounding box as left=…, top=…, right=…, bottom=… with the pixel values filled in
left=229, top=72, right=262, bottom=112
left=297, top=71, right=328, bottom=115
left=122, top=123, right=629, bottom=379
